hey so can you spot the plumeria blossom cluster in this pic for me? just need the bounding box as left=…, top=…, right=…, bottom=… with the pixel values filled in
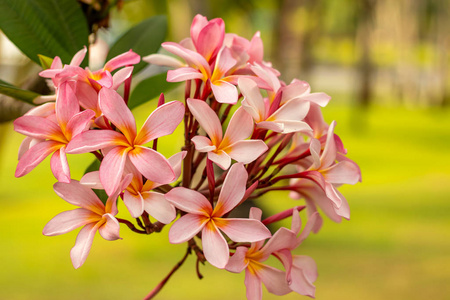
left=14, top=14, right=361, bottom=300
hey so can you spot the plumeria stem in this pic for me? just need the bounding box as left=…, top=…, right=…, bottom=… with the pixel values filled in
left=143, top=246, right=191, bottom=300
left=117, top=218, right=147, bottom=234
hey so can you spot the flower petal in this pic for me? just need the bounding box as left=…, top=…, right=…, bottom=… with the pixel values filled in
left=239, top=77, right=266, bottom=122
left=258, top=264, right=291, bottom=296
left=225, top=140, right=268, bottom=165
left=98, top=213, right=121, bottom=241
left=167, top=67, right=204, bottom=82
left=14, top=115, right=64, bottom=142
left=169, top=214, right=208, bottom=243
left=65, top=109, right=95, bottom=139
left=70, top=222, right=99, bottom=269
left=53, top=180, right=105, bottom=215
left=123, top=190, right=144, bottom=218
left=210, top=80, right=238, bottom=104
left=80, top=171, right=103, bottom=189
left=142, top=191, right=176, bottom=224
left=128, top=146, right=175, bottom=184
left=135, top=101, right=185, bottom=145
left=50, top=147, right=71, bottom=183
left=100, top=146, right=130, bottom=196
left=322, top=161, right=361, bottom=185
left=207, top=150, right=231, bottom=170
left=225, top=246, right=249, bottom=273
left=43, top=208, right=99, bottom=236
left=202, top=222, right=230, bottom=268
left=187, top=98, right=223, bottom=146
left=98, top=88, right=137, bottom=143
left=15, top=140, right=62, bottom=177
left=103, top=50, right=140, bottom=71
left=290, top=255, right=317, bottom=297
left=56, top=81, right=80, bottom=129
left=214, top=163, right=247, bottom=216
left=66, top=129, right=128, bottom=154
left=216, top=218, right=271, bottom=243
left=143, top=54, right=185, bottom=68
left=192, top=135, right=216, bottom=152
left=111, top=66, right=133, bottom=90
left=244, top=269, right=263, bottom=300
left=221, top=107, right=253, bottom=146
left=165, top=187, right=212, bottom=215
left=70, top=46, right=87, bottom=66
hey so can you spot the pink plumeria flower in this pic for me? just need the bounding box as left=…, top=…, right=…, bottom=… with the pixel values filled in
left=14, top=81, right=95, bottom=182
left=239, top=77, right=312, bottom=134
left=66, top=88, right=185, bottom=195
left=42, top=175, right=132, bottom=269
left=226, top=208, right=319, bottom=299
left=189, top=14, right=225, bottom=64
left=81, top=151, right=186, bottom=224
left=290, top=121, right=361, bottom=223
left=165, top=163, right=271, bottom=269
left=187, top=98, right=268, bottom=170
left=40, top=47, right=139, bottom=119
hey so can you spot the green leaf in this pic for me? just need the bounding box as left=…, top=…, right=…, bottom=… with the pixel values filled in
left=0, top=80, right=40, bottom=105
left=84, top=159, right=108, bottom=205
left=107, top=15, right=167, bottom=74
left=128, top=73, right=179, bottom=110
left=0, top=0, right=89, bottom=65
left=38, top=54, right=54, bottom=70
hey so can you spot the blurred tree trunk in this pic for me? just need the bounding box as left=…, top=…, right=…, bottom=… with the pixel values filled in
left=435, top=0, right=450, bottom=106
left=356, top=0, right=376, bottom=108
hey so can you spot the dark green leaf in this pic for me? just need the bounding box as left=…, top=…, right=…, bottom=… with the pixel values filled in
left=107, top=15, right=167, bottom=74
left=0, top=80, right=40, bottom=105
left=38, top=54, right=54, bottom=70
left=0, top=0, right=89, bottom=65
left=84, top=158, right=108, bottom=205
left=128, top=73, right=179, bottom=110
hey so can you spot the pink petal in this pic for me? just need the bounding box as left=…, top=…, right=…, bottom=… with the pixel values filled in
left=66, top=129, right=128, bottom=154
left=260, top=228, right=296, bottom=258
left=25, top=102, right=55, bottom=117
left=280, top=80, right=309, bottom=104
left=70, top=222, right=99, bottom=269
left=187, top=98, right=223, bottom=145
left=332, top=189, right=350, bottom=220
left=169, top=214, right=208, bottom=243
left=80, top=171, right=103, bottom=189
left=15, top=140, right=62, bottom=177
left=249, top=207, right=263, bottom=221
left=225, top=246, right=249, bottom=273
left=65, top=109, right=95, bottom=139
left=142, top=191, right=176, bottom=224
left=167, top=151, right=187, bottom=181
left=167, top=67, right=204, bottom=82
left=207, top=150, right=231, bottom=170
left=98, top=214, right=121, bottom=240
left=214, top=163, right=247, bottom=216
left=143, top=54, right=185, bottom=68
left=268, top=99, right=310, bottom=124
left=162, top=42, right=211, bottom=77
left=323, top=161, right=361, bottom=185
left=297, top=212, right=320, bottom=244
left=210, top=80, right=238, bottom=104
left=301, top=92, right=331, bottom=107
left=91, top=70, right=113, bottom=88
left=195, top=20, right=224, bottom=61
left=43, top=208, right=99, bottom=236
left=75, top=81, right=99, bottom=114
left=309, top=138, right=322, bottom=169
left=128, top=146, right=175, bottom=184
left=225, top=140, right=268, bottom=165
left=165, top=187, right=212, bottom=215
left=201, top=222, right=230, bottom=268
left=211, top=47, right=237, bottom=79
left=258, top=265, right=291, bottom=296
left=239, top=77, right=266, bottom=122
left=245, top=268, right=263, bottom=300
left=50, top=147, right=70, bottom=183
left=290, top=255, right=317, bottom=297
left=248, top=31, right=264, bottom=63
left=192, top=135, right=216, bottom=152
left=100, top=146, right=130, bottom=195
left=221, top=107, right=253, bottom=146
left=111, top=66, right=133, bottom=90
left=216, top=218, right=271, bottom=243
left=135, top=101, right=185, bottom=145
left=70, top=46, right=87, bottom=66
left=320, top=120, right=337, bottom=168
left=251, top=63, right=281, bottom=92
left=98, top=88, right=137, bottom=142
left=103, top=50, right=140, bottom=71
left=18, top=137, right=40, bottom=159
left=14, top=115, right=65, bottom=142
left=324, top=182, right=343, bottom=208
left=56, top=81, right=79, bottom=129
left=53, top=180, right=105, bottom=215
left=123, top=190, right=144, bottom=218
left=256, top=121, right=284, bottom=132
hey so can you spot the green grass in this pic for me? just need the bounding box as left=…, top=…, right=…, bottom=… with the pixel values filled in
left=1, top=103, right=449, bottom=299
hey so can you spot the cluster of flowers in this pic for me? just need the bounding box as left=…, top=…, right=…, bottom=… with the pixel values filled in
left=14, top=14, right=361, bottom=300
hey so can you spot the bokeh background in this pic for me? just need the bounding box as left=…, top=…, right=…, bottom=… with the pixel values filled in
left=1, top=0, right=449, bottom=299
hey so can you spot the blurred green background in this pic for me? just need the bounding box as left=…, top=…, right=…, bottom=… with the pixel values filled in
left=1, top=0, right=449, bottom=299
